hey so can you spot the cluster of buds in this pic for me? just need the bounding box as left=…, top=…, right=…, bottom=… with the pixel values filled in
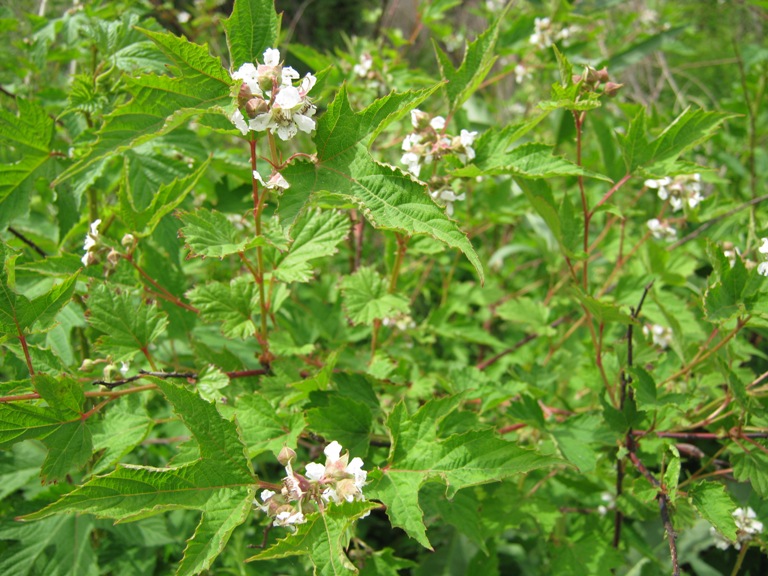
left=230, top=48, right=317, bottom=141
left=572, top=66, right=623, bottom=98
left=529, top=17, right=577, bottom=50
left=647, top=218, right=677, bottom=241
left=712, top=507, right=764, bottom=550
left=256, top=442, right=368, bottom=531
left=645, top=174, right=704, bottom=211
left=643, top=323, right=673, bottom=349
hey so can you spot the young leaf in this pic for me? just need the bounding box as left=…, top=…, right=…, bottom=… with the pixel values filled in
left=87, top=284, right=169, bottom=361
left=279, top=85, right=484, bottom=283
left=274, top=209, right=350, bottom=283
left=731, top=445, right=768, bottom=497
left=367, top=395, right=561, bottom=548
left=187, top=276, right=258, bottom=339
left=689, top=481, right=738, bottom=542
left=55, top=28, right=231, bottom=185
left=433, top=6, right=507, bottom=114
left=120, top=159, right=211, bottom=236
left=22, top=378, right=256, bottom=576
left=224, top=0, right=281, bottom=68
left=222, top=393, right=304, bottom=458
left=246, top=500, right=377, bottom=575
left=178, top=208, right=267, bottom=258
left=340, top=267, right=409, bottom=326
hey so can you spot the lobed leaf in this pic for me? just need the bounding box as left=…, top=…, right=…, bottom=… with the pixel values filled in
left=224, top=0, right=281, bottom=68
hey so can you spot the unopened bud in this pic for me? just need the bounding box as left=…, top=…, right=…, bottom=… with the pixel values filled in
left=258, top=73, right=274, bottom=94
left=121, top=233, right=136, bottom=248
left=585, top=67, right=600, bottom=84
left=103, top=363, right=120, bottom=382
left=411, top=109, right=430, bottom=130
left=596, top=67, right=610, bottom=83
left=238, top=83, right=253, bottom=107
left=278, top=446, right=297, bottom=467
left=79, top=358, right=96, bottom=372
left=245, top=97, right=269, bottom=118
left=572, top=74, right=582, bottom=84
left=603, top=82, right=624, bottom=97
left=107, top=249, right=120, bottom=267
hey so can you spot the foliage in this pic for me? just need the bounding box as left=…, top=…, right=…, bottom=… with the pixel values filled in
left=1, top=0, right=768, bottom=574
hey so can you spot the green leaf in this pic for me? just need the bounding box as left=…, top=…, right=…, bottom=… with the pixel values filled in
left=0, top=99, right=55, bottom=206
left=340, top=267, right=409, bottom=326
left=731, top=445, right=768, bottom=496
left=178, top=208, right=267, bottom=258
left=689, top=481, right=737, bottom=542
left=224, top=0, right=281, bottom=68
left=55, top=28, right=231, bottom=185
left=433, top=6, right=506, bottom=113
left=569, top=287, right=636, bottom=324
left=367, top=395, right=560, bottom=548
left=279, top=86, right=484, bottom=283
left=0, top=442, right=46, bottom=500
left=274, top=210, right=349, bottom=283
left=246, top=501, right=377, bottom=575
left=18, top=272, right=79, bottom=332
left=87, top=285, right=169, bottom=361
left=0, top=516, right=98, bottom=576
left=223, top=393, right=304, bottom=458
left=91, top=394, right=153, bottom=475
left=23, top=378, right=256, bottom=576
left=187, top=276, right=258, bottom=339
left=306, top=394, right=373, bottom=457
left=120, top=159, right=211, bottom=235
left=454, top=142, right=611, bottom=181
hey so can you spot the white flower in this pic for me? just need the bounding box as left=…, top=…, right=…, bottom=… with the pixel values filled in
left=353, top=53, right=373, bottom=77
left=119, top=362, right=130, bottom=376
left=402, top=133, right=421, bottom=151
left=263, top=48, right=280, bottom=67
left=274, top=510, right=305, bottom=527
left=431, top=188, right=466, bottom=217
left=260, top=489, right=276, bottom=502
left=514, top=64, right=529, bottom=84
left=401, top=152, right=421, bottom=177
left=253, top=170, right=290, bottom=191
left=643, top=323, right=672, bottom=349
left=647, top=218, right=677, bottom=241
left=230, top=108, right=249, bottom=135
left=758, top=237, right=768, bottom=254
left=712, top=507, right=763, bottom=550
left=758, top=262, right=768, bottom=277
left=430, top=116, right=446, bottom=131
left=177, top=11, right=191, bottom=23
left=231, top=63, right=260, bottom=94
left=305, top=462, right=325, bottom=482
left=81, top=219, right=102, bottom=266
left=281, top=66, right=300, bottom=87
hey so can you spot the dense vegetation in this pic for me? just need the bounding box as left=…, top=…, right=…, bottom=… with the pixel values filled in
left=1, top=0, right=767, bottom=574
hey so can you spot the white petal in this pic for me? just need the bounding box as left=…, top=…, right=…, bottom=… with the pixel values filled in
left=263, top=48, right=280, bottom=66
left=231, top=109, right=249, bottom=135
left=268, top=172, right=290, bottom=190
left=89, top=219, right=102, bottom=235
left=300, top=73, right=316, bottom=94
left=294, top=113, right=316, bottom=133
left=249, top=113, right=273, bottom=132
left=305, top=462, right=325, bottom=481
left=758, top=238, right=768, bottom=254
left=324, top=441, right=343, bottom=462
left=430, top=116, right=446, bottom=131
left=275, top=123, right=297, bottom=141
left=260, top=489, right=276, bottom=501
left=253, top=170, right=265, bottom=186
left=275, top=86, right=301, bottom=110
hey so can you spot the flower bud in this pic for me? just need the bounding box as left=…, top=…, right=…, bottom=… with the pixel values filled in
left=79, top=358, right=96, bottom=372
left=278, top=446, right=297, bottom=466
left=603, top=82, right=624, bottom=97
left=245, top=97, right=269, bottom=118
left=411, top=109, right=431, bottom=130
left=572, top=74, right=582, bottom=84
left=107, top=249, right=120, bottom=267
left=584, top=67, right=600, bottom=84
left=596, top=67, right=610, bottom=83
left=237, top=82, right=253, bottom=107
left=258, top=73, right=274, bottom=94
left=103, top=363, right=120, bottom=382
left=121, top=233, right=136, bottom=248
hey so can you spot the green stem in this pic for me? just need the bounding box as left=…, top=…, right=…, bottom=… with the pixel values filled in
left=250, top=135, right=272, bottom=364
left=389, top=234, right=409, bottom=293
left=87, top=187, right=99, bottom=224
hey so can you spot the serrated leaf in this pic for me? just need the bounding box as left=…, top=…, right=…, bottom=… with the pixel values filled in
left=55, top=28, right=231, bottom=185
left=569, top=287, right=636, bottom=324
left=87, top=285, right=169, bottom=361
left=274, top=210, right=350, bottom=283
left=91, top=394, right=153, bottom=475
left=306, top=394, right=373, bottom=457
left=246, top=501, right=377, bottom=575
left=340, top=267, right=409, bottom=326
left=0, top=99, right=55, bottom=206
left=433, top=6, right=506, bottom=113
left=731, top=445, right=768, bottom=496
left=453, top=142, right=611, bottom=181
left=224, top=0, right=281, bottom=68
left=187, top=276, right=258, bottom=339
left=279, top=86, right=484, bottom=283
left=178, top=208, right=267, bottom=258
left=23, top=378, right=256, bottom=576
left=224, top=393, right=304, bottom=458
left=689, top=481, right=737, bottom=542
left=367, top=395, right=560, bottom=548
left=0, top=516, right=98, bottom=576
left=17, top=272, right=79, bottom=332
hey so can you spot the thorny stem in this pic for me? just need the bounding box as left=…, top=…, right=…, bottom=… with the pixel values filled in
left=250, top=135, right=271, bottom=364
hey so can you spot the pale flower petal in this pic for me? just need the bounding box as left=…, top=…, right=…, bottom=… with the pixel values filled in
left=324, top=441, right=343, bottom=462
left=263, top=48, right=280, bottom=66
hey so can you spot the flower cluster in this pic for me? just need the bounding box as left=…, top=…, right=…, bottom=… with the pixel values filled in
left=529, top=17, right=576, bottom=50
left=256, top=442, right=368, bottom=531
left=758, top=237, right=768, bottom=277
left=81, top=219, right=101, bottom=266
left=645, top=174, right=704, bottom=212
left=712, top=507, right=763, bottom=550
left=230, top=48, right=317, bottom=141
left=643, top=323, right=673, bottom=349
left=647, top=218, right=677, bottom=241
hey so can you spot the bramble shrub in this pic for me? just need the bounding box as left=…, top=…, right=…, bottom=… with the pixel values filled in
left=1, top=0, right=767, bottom=574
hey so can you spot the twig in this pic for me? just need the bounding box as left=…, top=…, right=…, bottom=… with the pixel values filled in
left=7, top=227, right=47, bottom=257
left=92, top=368, right=269, bottom=389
